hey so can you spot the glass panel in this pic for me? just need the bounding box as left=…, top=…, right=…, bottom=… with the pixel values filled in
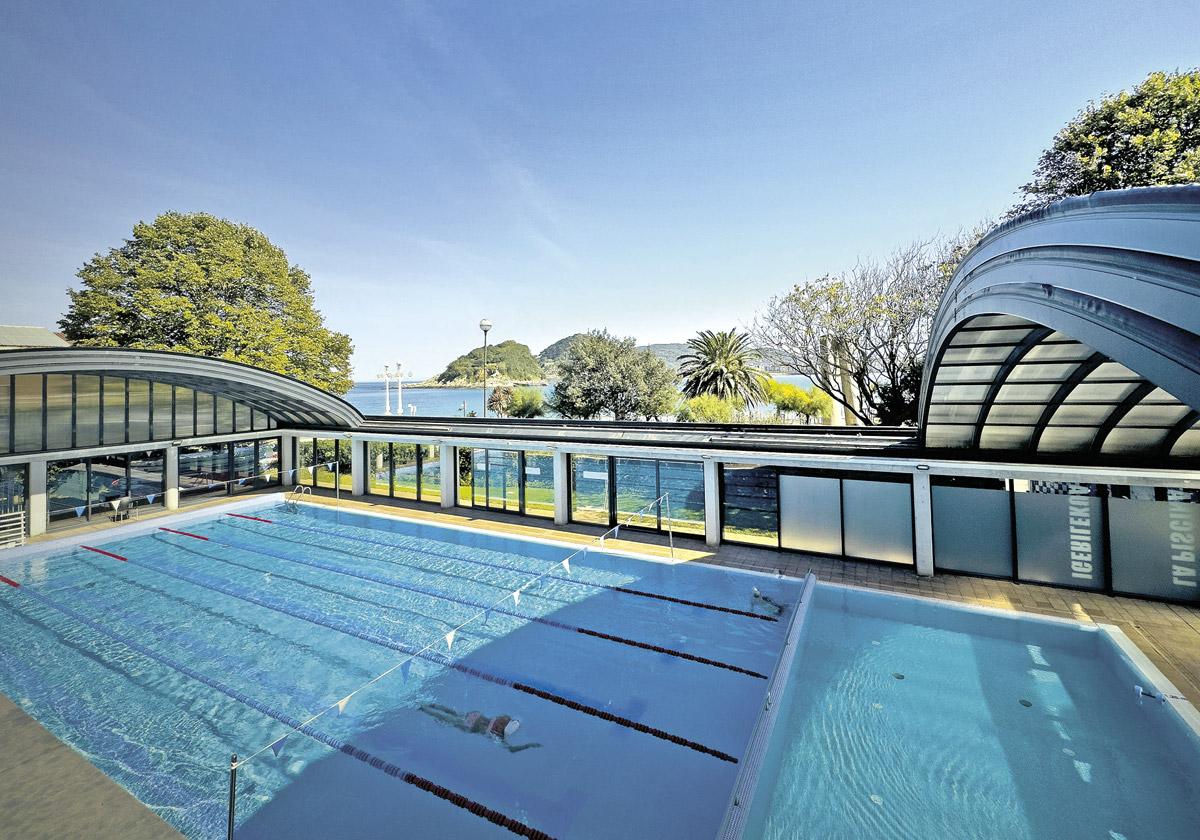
left=930, top=384, right=989, bottom=402
left=470, top=448, right=488, bottom=507
left=780, top=473, right=841, bottom=554
left=614, top=457, right=658, bottom=528
left=979, top=425, right=1035, bottom=450
left=231, top=440, right=257, bottom=492
left=74, top=375, right=99, bottom=447
left=1171, top=428, right=1200, bottom=458
left=659, top=460, right=704, bottom=535
left=393, top=443, right=419, bottom=500
left=1048, top=403, right=1116, bottom=425
left=314, top=439, right=341, bottom=489
left=296, top=439, right=315, bottom=486
left=487, top=449, right=519, bottom=512
left=128, top=449, right=164, bottom=507
left=1014, top=483, right=1105, bottom=590
left=926, top=403, right=981, bottom=424
left=457, top=447, right=474, bottom=505
left=932, top=484, right=1012, bottom=576
left=720, top=463, right=778, bottom=546
left=419, top=445, right=441, bottom=503
left=1023, top=342, right=1093, bottom=362
left=1142, top=387, right=1182, bottom=404
left=522, top=450, right=553, bottom=518
left=127, top=379, right=150, bottom=443
left=1109, top=490, right=1200, bottom=602
left=234, top=403, right=252, bottom=433
left=962, top=314, right=1032, bottom=329
left=89, top=453, right=129, bottom=516
left=1085, top=362, right=1138, bottom=381
left=938, top=345, right=1014, bottom=364
left=252, top=409, right=269, bottom=431
left=179, top=443, right=230, bottom=497
left=367, top=442, right=391, bottom=496
left=1063, top=382, right=1140, bottom=402
left=985, top=403, right=1045, bottom=425
left=0, top=464, right=26, bottom=516
left=843, top=478, right=913, bottom=564
left=13, top=374, right=43, bottom=452
left=47, top=458, right=89, bottom=522
left=174, top=387, right=195, bottom=438
left=923, top=424, right=974, bottom=448
left=934, top=365, right=1000, bottom=384
left=1006, top=362, right=1078, bottom=382
left=152, top=381, right=173, bottom=439
left=45, top=374, right=73, bottom=450
left=195, top=392, right=215, bottom=436
left=1120, top=404, right=1191, bottom=427
left=102, top=376, right=125, bottom=445
left=994, top=383, right=1060, bottom=402
left=1101, top=428, right=1171, bottom=454
left=570, top=455, right=610, bottom=525
left=0, top=376, right=9, bottom=454
left=948, top=327, right=1030, bottom=346
left=256, top=438, right=281, bottom=486
left=1037, top=427, right=1097, bottom=452
left=216, top=397, right=234, bottom=435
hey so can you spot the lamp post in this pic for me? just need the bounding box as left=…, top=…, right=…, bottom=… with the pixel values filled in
left=379, top=364, right=392, bottom=416
left=395, top=361, right=404, bottom=417
left=479, top=318, right=492, bottom=418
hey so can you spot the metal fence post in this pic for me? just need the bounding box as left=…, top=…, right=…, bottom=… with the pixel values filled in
left=227, top=753, right=238, bottom=840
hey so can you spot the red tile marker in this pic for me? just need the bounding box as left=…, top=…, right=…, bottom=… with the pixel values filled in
left=159, top=528, right=208, bottom=541
left=0, top=574, right=20, bottom=588
left=81, top=545, right=128, bottom=562
left=225, top=513, right=273, bottom=523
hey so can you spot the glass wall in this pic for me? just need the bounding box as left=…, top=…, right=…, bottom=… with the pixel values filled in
left=367, top=441, right=391, bottom=495
left=614, top=458, right=658, bottom=528
left=179, top=443, right=230, bottom=498
left=609, top=457, right=704, bottom=535
left=419, top=444, right=441, bottom=503
left=47, top=458, right=89, bottom=523
left=0, top=464, right=26, bottom=515
left=523, top=450, right=554, bottom=518
left=779, top=472, right=841, bottom=555
left=46, top=450, right=165, bottom=527
left=393, top=443, right=420, bottom=500
left=721, top=463, right=779, bottom=546
left=1109, top=486, right=1200, bottom=602
left=257, top=438, right=280, bottom=486
left=570, top=454, right=610, bottom=525
left=1014, top=481, right=1106, bottom=590
left=486, top=449, right=520, bottom=512
left=314, top=439, right=340, bottom=489
left=0, top=374, right=269, bottom=455
left=842, top=476, right=914, bottom=565
left=931, top=476, right=1013, bottom=577
left=361, top=441, right=440, bottom=503
left=658, top=460, right=705, bottom=535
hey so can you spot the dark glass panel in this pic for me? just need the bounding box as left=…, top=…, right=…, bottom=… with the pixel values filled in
left=127, top=379, right=150, bottom=443
left=102, top=376, right=125, bottom=445
left=174, top=387, right=195, bottom=438
left=13, top=374, right=43, bottom=452
left=152, top=382, right=173, bottom=439
left=721, top=463, right=778, bottom=546
left=45, top=374, right=73, bottom=450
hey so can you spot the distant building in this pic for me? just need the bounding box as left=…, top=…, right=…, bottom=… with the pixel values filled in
left=0, top=325, right=70, bottom=350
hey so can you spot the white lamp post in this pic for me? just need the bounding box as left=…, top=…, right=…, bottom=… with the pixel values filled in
left=479, top=318, right=492, bottom=418
left=378, top=364, right=392, bottom=416
left=394, top=361, right=403, bottom=417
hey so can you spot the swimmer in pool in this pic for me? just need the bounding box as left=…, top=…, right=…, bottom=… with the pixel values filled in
left=419, top=704, right=543, bottom=753
left=752, top=587, right=786, bottom=615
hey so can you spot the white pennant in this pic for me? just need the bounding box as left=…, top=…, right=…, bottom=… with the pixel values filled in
left=146, top=494, right=156, bottom=505
left=237, top=478, right=246, bottom=486
left=512, top=589, right=521, bottom=606
left=268, top=737, right=286, bottom=757
left=336, top=695, right=352, bottom=714
left=305, top=466, right=314, bottom=475
left=613, top=525, right=620, bottom=538
left=74, top=505, right=86, bottom=517
left=288, top=469, right=296, bottom=481
left=110, top=499, right=120, bottom=511
left=561, top=557, right=571, bottom=574
left=445, top=629, right=456, bottom=650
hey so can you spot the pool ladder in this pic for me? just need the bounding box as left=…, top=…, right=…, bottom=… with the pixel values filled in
left=285, top=484, right=312, bottom=512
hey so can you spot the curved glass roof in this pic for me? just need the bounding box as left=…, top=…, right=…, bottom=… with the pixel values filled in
left=925, top=314, right=1199, bottom=459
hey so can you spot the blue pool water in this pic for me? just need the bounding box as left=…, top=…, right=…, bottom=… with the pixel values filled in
left=0, top=500, right=800, bottom=839
left=744, top=585, right=1200, bottom=840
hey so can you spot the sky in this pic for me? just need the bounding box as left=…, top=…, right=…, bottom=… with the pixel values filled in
left=1, top=1, right=1197, bottom=380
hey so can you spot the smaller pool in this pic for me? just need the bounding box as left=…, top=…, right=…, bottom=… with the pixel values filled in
left=739, top=584, right=1200, bottom=840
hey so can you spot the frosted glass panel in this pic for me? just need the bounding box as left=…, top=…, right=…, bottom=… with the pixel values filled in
left=779, top=474, right=841, bottom=555
left=1109, top=494, right=1199, bottom=602
left=931, top=485, right=1012, bottom=576
left=1015, top=488, right=1104, bottom=590
left=843, top=479, right=913, bottom=564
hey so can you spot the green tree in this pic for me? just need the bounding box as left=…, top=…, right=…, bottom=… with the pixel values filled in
left=548, top=330, right=678, bottom=420
left=436, top=340, right=544, bottom=384
left=58, top=212, right=353, bottom=393
left=764, top=380, right=833, bottom=423
left=678, top=328, right=767, bottom=403
left=487, top=385, right=515, bottom=416
left=1014, top=69, right=1200, bottom=214
left=508, top=387, right=546, bottom=418
left=676, top=394, right=737, bottom=423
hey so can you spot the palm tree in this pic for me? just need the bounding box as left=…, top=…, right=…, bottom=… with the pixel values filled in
left=678, top=328, right=767, bottom=404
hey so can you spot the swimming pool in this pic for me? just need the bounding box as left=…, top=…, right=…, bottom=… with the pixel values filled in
left=738, top=584, right=1200, bottom=840
left=0, top=497, right=802, bottom=839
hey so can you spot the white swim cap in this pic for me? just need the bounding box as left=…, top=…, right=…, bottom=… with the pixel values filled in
left=503, top=718, right=521, bottom=737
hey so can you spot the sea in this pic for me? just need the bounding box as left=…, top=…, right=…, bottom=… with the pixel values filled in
left=344, top=376, right=813, bottom=418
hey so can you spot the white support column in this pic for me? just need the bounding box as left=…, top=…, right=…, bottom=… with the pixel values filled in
left=913, top=469, right=934, bottom=576
left=553, top=450, right=569, bottom=525
left=27, top=459, right=47, bottom=537
left=703, top=458, right=721, bottom=547
left=439, top=444, right=455, bottom=509
left=349, top=438, right=365, bottom=496
left=164, top=444, right=180, bottom=510
left=280, top=434, right=295, bottom=485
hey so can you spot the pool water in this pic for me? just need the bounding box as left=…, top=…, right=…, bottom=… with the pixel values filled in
left=0, top=499, right=801, bottom=839
left=744, top=585, right=1200, bottom=840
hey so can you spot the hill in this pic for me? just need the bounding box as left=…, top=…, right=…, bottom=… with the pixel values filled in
left=434, top=340, right=544, bottom=385
left=640, top=342, right=688, bottom=370
left=538, top=334, right=689, bottom=375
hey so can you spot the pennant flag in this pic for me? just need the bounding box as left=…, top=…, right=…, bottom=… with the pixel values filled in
left=613, top=525, right=620, bottom=538
left=269, top=737, right=286, bottom=757
left=146, top=494, right=156, bottom=505
left=445, top=629, right=456, bottom=650
left=400, top=659, right=412, bottom=682
left=561, top=557, right=571, bottom=574
left=305, top=466, right=314, bottom=475
left=287, top=469, right=296, bottom=481
left=336, top=695, right=352, bottom=714
left=512, top=590, right=521, bottom=606
left=74, top=505, right=86, bottom=518
left=237, top=478, right=247, bottom=486
left=110, top=499, right=120, bottom=511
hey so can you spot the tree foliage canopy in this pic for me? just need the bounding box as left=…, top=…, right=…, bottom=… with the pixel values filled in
left=763, top=380, right=833, bottom=423
left=508, top=387, right=547, bottom=418
left=437, top=340, right=544, bottom=384
left=676, top=394, right=737, bottom=423
left=1014, top=69, right=1200, bottom=214
left=59, top=211, right=353, bottom=393
left=548, top=330, right=677, bottom=420
left=677, top=328, right=767, bottom=403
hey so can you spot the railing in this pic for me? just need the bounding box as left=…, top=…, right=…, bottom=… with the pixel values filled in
left=0, top=509, right=25, bottom=549
left=225, top=491, right=676, bottom=838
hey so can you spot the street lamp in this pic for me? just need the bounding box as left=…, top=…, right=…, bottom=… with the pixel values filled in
left=479, top=318, right=492, bottom=418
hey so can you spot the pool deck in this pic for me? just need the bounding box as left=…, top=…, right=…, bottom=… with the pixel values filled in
left=3, top=486, right=1199, bottom=838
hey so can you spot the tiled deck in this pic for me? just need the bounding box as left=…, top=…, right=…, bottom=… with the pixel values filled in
left=4, top=487, right=1199, bottom=838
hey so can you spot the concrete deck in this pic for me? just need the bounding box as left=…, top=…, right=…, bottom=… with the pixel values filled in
left=3, top=487, right=1198, bottom=839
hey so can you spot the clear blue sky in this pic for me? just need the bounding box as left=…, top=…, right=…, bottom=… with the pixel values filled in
left=2, top=1, right=1196, bottom=380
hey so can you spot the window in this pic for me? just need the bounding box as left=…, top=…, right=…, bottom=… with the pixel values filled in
left=175, top=387, right=195, bottom=437
left=89, top=453, right=128, bottom=515
left=523, top=451, right=554, bottom=518
left=47, top=458, right=89, bottom=522
left=102, top=376, right=125, bottom=445
left=570, top=455, right=609, bottom=525
left=234, top=402, right=252, bottom=433
left=127, top=450, right=165, bottom=508
left=486, top=449, right=520, bottom=512
left=614, top=458, right=658, bottom=528
left=216, top=397, right=234, bottom=435
left=75, top=375, right=101, bottom=447
left=419, top=444, right=441, bottom=503
left=195, top=392, right=215, bottom=436
left=0, top=464, right=27, bottom=515
left=314, top=439, right=342, bottom=489
left=256, top=438, right=281, bottom=486
left=179, top=443, right=230, bottom=497
left=296, top=439, right=315, bottom=486
left=721, top=463, right=778, bottom=546
left=127, top=379, right=150, bottom=443
left=367, top=442, right=391, bottom=496
left=152, top=382, right=173, bottom=439
left=45, top=374, right=73, bottom=450
left=393, top=443, right=419, bottom=499
left=657, top=460, right=705, bottom=536
left=931, top=476, right=1013, bottom=577
left=1014, top=482, right=1106, bottom=590
left=0, top=377, right=9, bottom=454
left=1108, top=487, right=1199, bottom=602
left=13, top=374, right=43, bottom=452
